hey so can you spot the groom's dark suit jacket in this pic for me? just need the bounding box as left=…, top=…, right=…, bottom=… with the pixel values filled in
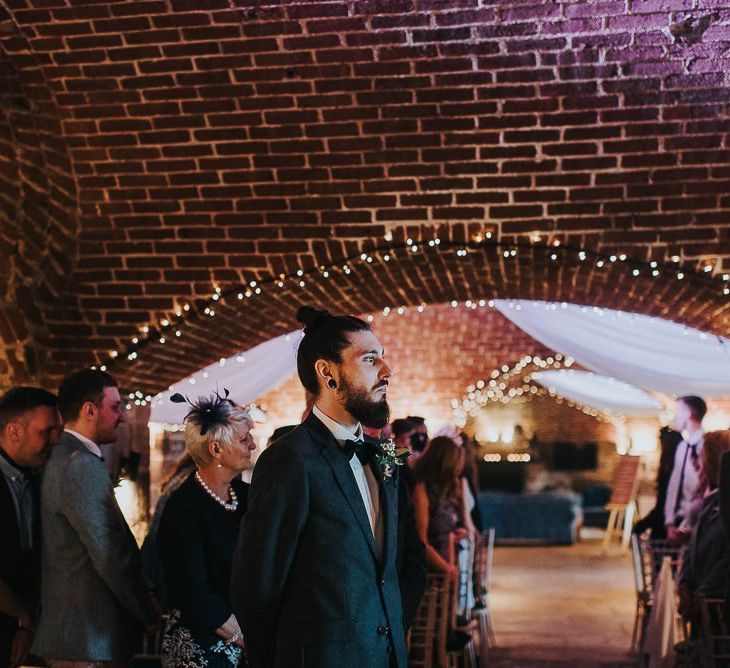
left=231, top=413, right=417, bottom=668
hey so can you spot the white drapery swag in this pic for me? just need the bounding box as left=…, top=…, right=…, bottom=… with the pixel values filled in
left=149, top=331, right=302, bottom=424
left=496, top=300, right=730, bottom=398
left=532, top=370, right=663, bottom=417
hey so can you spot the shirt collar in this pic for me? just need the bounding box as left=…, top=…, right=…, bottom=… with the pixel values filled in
left=64, top=429, right=103, bottom=459
left=312, top=405, right=363, bottom=444
left=0, top=446, right=27, bottom=482
left=685, top=428, right=704, bottom=447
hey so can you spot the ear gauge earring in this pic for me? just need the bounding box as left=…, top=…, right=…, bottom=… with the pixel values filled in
left=327, top=378, right=337, bottom=389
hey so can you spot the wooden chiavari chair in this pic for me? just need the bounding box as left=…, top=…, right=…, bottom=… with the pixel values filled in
left=698, top=596, right=730, bottom=668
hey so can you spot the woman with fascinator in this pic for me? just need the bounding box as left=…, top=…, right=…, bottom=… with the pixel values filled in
left=157, top=391, right=255, bottom=667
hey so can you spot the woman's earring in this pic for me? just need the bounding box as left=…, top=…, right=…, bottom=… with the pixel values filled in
left=327, top=378, right=337, bottom=389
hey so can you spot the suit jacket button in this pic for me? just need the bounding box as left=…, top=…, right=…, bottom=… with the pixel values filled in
left=380, top=578, right=386, bottom=585
left=377, top=625, right=387, bottom=635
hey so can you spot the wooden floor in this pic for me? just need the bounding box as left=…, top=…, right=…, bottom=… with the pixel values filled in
left=486, top=536, right=637, bottom=667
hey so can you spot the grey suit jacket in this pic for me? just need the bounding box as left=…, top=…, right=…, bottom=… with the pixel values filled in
left=32, top=432, right=155, bottom=661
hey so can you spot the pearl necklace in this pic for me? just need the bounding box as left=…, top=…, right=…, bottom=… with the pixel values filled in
left=195, top=471, right=238, bottom=511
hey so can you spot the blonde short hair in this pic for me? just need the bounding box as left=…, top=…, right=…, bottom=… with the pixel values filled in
left=184, top=403, right=252, bottom=468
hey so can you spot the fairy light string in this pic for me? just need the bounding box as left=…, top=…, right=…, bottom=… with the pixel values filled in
left=91, top=236, right=729, bottom=404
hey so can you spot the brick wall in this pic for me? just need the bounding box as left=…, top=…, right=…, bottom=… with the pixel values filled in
left=0, top=1, right=729, bottom=392
left=257, top=303, right=557, bottom=432
left=0, top=7, right=77, bottom=384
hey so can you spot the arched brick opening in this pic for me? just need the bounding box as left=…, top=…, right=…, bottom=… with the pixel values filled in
left=0, top=0, right=728, bottom=392
left=103, top=234, right=729, bottom=394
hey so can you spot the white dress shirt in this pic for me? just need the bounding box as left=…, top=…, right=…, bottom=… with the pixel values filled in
left=664, top=429, right=704, bottom=529
left=64, top=428, right=103, bottom=459
left=312, top=405, right=383, bottom=555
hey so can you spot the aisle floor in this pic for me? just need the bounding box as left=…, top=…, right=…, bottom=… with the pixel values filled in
left=486, top=538, right=637, bottom=667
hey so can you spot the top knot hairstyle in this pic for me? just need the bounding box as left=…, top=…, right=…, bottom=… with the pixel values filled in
left=296, top=306, right=370, bottom=397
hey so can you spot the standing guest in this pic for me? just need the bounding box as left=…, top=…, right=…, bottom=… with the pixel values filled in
left=392, top=419, right=415, bottom=452
left=392, top=419, right=417, bottom=492
left=158, top=392, right=254, bottom=667
left=32, top=369, right=158, bottom=667
left=408, top=416, right=429, bottom=454
left=0, top=387, right=60, bottom=668
left=633, top=427, right=684, bottom=539
left=140, top=453, right=196, bottom=609
left=460, top=432, right=483, bottom=533
left=267, top=425, right=297, bottom=447
left=412, top=436, right=475, bottom=649
left=232, top=306, right=424, bottom=668
left=664, top=396, right=707, bottom=544
left=412, top=436, right=475, bottom=575
left=678, top=431, right=730, bottom=625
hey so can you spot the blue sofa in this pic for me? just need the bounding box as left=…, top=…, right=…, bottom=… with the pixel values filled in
left=477, top=491, right=583, bottom=545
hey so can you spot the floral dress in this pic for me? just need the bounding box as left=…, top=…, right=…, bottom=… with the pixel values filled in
left=162, top=609, right=242, bottom=668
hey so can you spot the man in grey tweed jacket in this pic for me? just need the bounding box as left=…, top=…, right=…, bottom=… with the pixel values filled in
left=32, top=370, right=157, bottom=666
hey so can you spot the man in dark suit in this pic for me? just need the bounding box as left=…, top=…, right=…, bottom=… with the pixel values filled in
left=0, top=387, right=60, bottom=668
left=32, top=370, right=158, bottom=667
left=231, top=306, right=425, bottom=668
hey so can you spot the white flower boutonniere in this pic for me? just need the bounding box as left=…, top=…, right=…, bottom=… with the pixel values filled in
left=375, top=438, right=411, bottom=481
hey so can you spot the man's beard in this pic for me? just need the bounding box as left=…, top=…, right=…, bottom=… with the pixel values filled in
left=339, top=375, right=390, bottom=429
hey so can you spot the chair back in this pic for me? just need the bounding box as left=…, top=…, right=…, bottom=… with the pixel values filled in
left=699, top=596, right=730, bottom=668
left=638, top=538, right=683, bottom=599
left=630, top=533, right=648, bottom=597
left=409, top=586, right=439, bottom=668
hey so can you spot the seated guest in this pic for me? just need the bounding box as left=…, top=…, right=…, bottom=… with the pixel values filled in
left=157, top=392, right=255, bottom=666
left=0, top=387, right=60, bottom=668
left=634, top=427, right=683, bottom=539
left=33, top=369, right=158, bottom=667
left=678, top=430, right=730, bottom=622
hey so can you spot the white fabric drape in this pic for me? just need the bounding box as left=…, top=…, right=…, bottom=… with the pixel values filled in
left=532, top=369, right=662, bottom=416
left=496, top=300, right=730, bottom=397
left=149, top=331, right=301, bottom=424
left=643, top=557, right=677, bottom=667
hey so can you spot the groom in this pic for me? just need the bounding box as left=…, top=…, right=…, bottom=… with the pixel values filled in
left=232, top=306, right=417, bottom=667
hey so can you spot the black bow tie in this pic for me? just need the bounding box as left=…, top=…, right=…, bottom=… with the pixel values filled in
left=342, top=439, right=377, bottom=466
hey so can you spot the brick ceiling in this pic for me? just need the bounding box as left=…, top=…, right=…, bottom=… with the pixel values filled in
left=0, top=0, right=729, bottom=393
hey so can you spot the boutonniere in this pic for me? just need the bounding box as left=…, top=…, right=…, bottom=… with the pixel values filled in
left=374, top=438, right=411, bottom=481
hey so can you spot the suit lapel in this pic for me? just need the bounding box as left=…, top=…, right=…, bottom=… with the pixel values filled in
left=368, top=453, right=398, bottom=571
left=305, top=414, right=378, bottom=561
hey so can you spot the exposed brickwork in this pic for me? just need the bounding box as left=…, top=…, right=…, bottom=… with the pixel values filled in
left=0, top=7, right=77, bottom=384
left=260, top=303, right=559, bottom=428
left=0, top=0, right=729, bottom=393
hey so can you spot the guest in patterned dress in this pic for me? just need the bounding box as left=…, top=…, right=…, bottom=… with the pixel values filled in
left=158, top=392, right=255, bottom=667
left=412, top=436, right=473, bottom=575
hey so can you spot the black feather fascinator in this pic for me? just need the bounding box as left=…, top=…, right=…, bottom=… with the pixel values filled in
left=170, top=388, right=234, bottom=435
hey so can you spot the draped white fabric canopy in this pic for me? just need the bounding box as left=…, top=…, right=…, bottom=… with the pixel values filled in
left=532, top=369, right=663, bottom=416
left=149, top=331, right=301, bottom=424
left=495, top=300, right=730, bottom=398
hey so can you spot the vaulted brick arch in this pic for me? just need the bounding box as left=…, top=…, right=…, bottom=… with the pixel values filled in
left=0, top=0, right=728, bottom=393
left=0, top=6, right=77, bottom=384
